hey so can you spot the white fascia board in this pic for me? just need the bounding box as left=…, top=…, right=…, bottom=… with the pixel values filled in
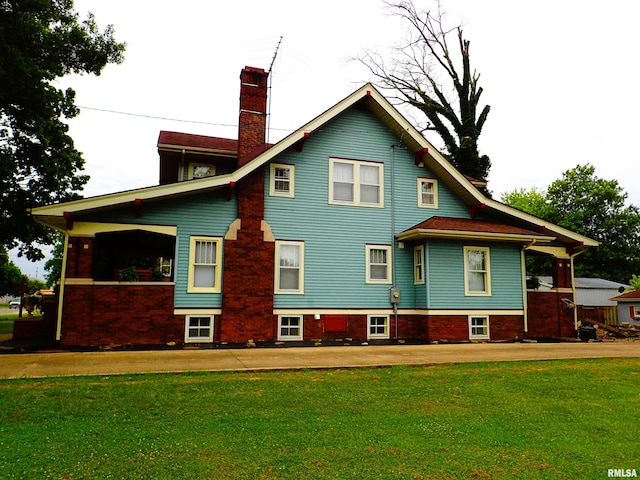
left=30, top=175, right=231, bottom=217
left=396, top=228, right=555, bottom=243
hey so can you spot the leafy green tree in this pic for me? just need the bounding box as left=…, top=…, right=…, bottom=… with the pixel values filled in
left=500, top=187, right=553, bottom=219
left=0, top=246, right=23, bottom=296
left=44, top=233, right=64, bottom=289
left=0, top=0, right=125, bottom=261
left=358, top=0, right=491, bottom=184
left=25, top=278, right=47, bottom=294
left=629, top=274, right=640, bottom=290
left=502, top=164, right=640, bottom=283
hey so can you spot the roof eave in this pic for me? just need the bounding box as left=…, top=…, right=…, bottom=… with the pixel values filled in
left=396, top=228, right=556, bottom=243
left=483, top=199, right=600, bottom=247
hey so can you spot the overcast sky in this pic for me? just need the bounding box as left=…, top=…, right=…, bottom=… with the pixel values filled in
left=12, top=0, right=640, bottom=279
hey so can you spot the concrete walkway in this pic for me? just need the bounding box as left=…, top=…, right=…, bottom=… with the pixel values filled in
left=1, top=341, right=639, bottom=379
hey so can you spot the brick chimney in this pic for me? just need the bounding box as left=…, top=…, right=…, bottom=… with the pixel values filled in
left=221, top=67, right=275, bottom=343
left=238, top=66, right=269, bottom=165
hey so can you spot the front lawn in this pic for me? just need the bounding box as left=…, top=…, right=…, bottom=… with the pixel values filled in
left=0, top=319, right=13, bottom=334
left=0, top=359, right=638, bottom=479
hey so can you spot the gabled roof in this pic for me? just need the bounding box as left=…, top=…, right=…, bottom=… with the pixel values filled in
left=397, top=216, right=555, bottom=243
left=29, top=83, right=599, bottom=249
left=610, top=289, right=640, bottom=302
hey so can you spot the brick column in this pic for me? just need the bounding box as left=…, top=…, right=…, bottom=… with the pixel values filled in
left=66, top=237, right=94, bottom=278
left=551, top=257, right=572, bottom=289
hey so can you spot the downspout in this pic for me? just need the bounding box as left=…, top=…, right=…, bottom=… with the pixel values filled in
left=55, top=233, right=70, bottom=341
left=391, top=145, right=398, bottom=339
left=569, top=248, right=588, bottom=330
left=521, top=239, right=538, bottom=335
left=520, top=244, right=530, bottom=334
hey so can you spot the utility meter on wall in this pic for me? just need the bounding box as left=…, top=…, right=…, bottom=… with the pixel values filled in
left=389, top=287, right=400, bottom=304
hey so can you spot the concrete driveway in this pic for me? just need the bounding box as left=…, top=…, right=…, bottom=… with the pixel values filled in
left=1, top=341, right=639, bottom=379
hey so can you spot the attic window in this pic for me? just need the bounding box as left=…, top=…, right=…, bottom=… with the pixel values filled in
left=418, top=178, right=438, bottom=208
left=189, top=163, right=215, bottom=179
left=270, top=163, right=295, bottom=197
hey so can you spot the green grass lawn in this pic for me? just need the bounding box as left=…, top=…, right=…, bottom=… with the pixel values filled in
left=1, top=359, right=639, bottom=479
left=0, top=319, right=13, bottom=334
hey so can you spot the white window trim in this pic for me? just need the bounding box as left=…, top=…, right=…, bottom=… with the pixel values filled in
left=329, top=158, right=384, bottom=208
left=187, top=236, right=222, bottom=293
left=463, top=246, right=492, bottom=296
left=368, top=315, right=390, bottom=339
left=366, top=244, right=392, bottom=284
left=414, top=245, right=425, bottom=284
left=417, top=178, right=438, bottom=208
left=188, top=162, right=215, bottom=179
left=468, top=315, right=490, bottom=340
left=275, top=241, right=305, bottom=294
left=184, top=314, right=214, bottom=343
left=270, top=163, right=295, bottom=198
left=278, top=315, right=304, bottom=341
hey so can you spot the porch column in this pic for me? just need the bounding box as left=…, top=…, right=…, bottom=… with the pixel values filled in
left=66, top=236, right=94, bottom=278
left=551, top=257, right=572, bottom=289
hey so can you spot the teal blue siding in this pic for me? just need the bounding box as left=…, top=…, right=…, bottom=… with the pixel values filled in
left=265, top=107, right=476, bottom=309
left=427, top=240, right=524, bottom=309
left=76, top=189, right=237, bottom=308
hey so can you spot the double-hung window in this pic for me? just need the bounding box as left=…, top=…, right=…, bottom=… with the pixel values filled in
left=188, top=237, right=222, bottom=293
left=469, top=316, right=490, bottom=340
left=366, top=245, right=392, bottom=284
left=270, top=163, right=295, bottom=197
left=330, top=158, right=383, bottom=207
left=368, top=315, right=390, bottom=339
left=464, top=246, right=491, bottom=296
left=414, top=245, right=425, bottom=284
left=278, top=315, right=303, bottom=340
left=418, top=178, right=438, bottom=208
left=275, top=241, right=304, bottom=294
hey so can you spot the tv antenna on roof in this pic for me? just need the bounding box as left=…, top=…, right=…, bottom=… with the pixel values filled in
left=266, top=36, right=283, bottom=144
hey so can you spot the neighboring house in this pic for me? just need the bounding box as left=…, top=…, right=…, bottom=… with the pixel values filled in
left=30, top=67, right=598, bottom=347
left=538, top=276, right=627, bottom=325
left=610, top=290, right=640, bottom=325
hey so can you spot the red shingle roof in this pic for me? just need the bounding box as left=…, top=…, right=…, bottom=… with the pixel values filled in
left=158, top=131, right=237, bottom=152
left=611, top=289, right=640, bottom=301
left=403, top=216, right=544, bottom=236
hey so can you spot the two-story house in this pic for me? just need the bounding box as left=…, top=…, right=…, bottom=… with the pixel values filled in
left=30, top=66, right=598, bottom=347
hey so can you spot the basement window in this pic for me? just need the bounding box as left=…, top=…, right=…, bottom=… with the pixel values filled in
left=469, top=316, right=490, bottom=340
left=368, top=315, right=389, bottom=339
left=185, top=315, right=214, bottom=343
left=278, top=315, right=303, bottom=341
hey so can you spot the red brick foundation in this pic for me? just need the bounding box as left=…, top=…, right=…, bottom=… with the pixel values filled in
left=293, top=313, right=525, bottom=343
left=60, top=283, right=182, bottom=347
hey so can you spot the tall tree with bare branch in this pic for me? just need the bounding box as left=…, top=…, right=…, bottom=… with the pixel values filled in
left=359, top=1, right=491, bottom=184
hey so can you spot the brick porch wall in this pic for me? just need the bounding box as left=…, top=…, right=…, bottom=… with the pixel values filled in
left=60, top=284, right=182, bottom=347
left=12, top=297, right=58, bottom=341
left=527, top=290, right=577, bottom=338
